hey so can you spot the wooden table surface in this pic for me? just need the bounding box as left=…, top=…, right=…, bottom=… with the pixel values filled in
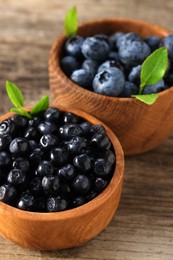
left=0, top=0, right=173, bottom=259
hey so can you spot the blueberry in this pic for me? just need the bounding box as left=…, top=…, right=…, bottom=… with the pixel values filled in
left=80, top=122, right=92, bottom=136
left=72, top=175, right=91, bottom=194
left=109, top=32, right=124, bottom=50
left=82, top=36, right=110, bottom=61
left=36, top=161, right=55, bottom=177
left=66, top=136, right=87, bottom=154
left=24, top=127, right=38, bottom=140
left=0, top=184, right=16, bottom=203
left=72, top=196, right=86, bottom=208
left=101, top=150, right=116, bottom=165
left=0, top=134, right=12, bottom=150
left=7, top=169, right=26, bottom=185
left=30, top=177, right=43, bottom=194
left=116, top=32, right=142, bottom=48
left=160, top=35, right=173, bottom=62
left=47, top=196, right=67, bottom=212
left=29, top=140, right=37, bottom=150
left=128, top=65, right=141, bottom=85
left=11, top=114, right=28, bottom=128
left=61, top=56, right=80, bottom=77
left=60, top=183, right=71, bottom=195
left=12, top=157, right=29, bottom=172
left=118, top=40, right=151, bottom=66
left=17, top=192, right=35, bottom=211
left=82, top=59, right=100, bottom=77
left=120, top=81, right=139, bottom=97
left=9, top=137, right=30, bottom=155
left=90, top=124, right=106, bottom=135
left=144, top=35, right=161, bottom=51
left=0, top=119, right=16, bottom=136
left=0, top=151, right=11, bottom=166
left=35, top=197, right=46, bottom=212
left=28, top=116, right=41, bottom=127
left=38, top=121, right=58, bottom=135
left=108, top=51, right=120, bottom=61
left=93, top=67, right=125, bottom=97
left=94, top=158, right=111, bottom=177
left=63, top=112, right=79, bottom=123
left=165, top=73, right=173, bottom=86
left=94, top=177, right=108, bottom=192
left=143, top=79, right=166, bottom=94
left=91, top=133, right=111, bottom=150
left=42, top=175, right=60, bottom=194
left=50, top=147, right=69, bottom=165
left=29, top=148, right=44, bottom=166
left=73, top=154, right=92, bottom=171
left=59, top=123, right=83, bottom=140
left=40, top=134, right=59, bottom=149
left=44, top=107, right=61, bottom=123
left=85, top=190, right=98, bottom=201
left=71, top=69, right=93, bottom=88
left=65, top=36, right=84, bottom=57
left=97, top=60, right=123, bottom=73
left=58, top=164, right=76, bottom=180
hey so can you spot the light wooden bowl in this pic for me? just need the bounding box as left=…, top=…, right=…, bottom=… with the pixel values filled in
left=49, top=18, right=173, bottom=155
left=0, top=106, right=124, bottom=250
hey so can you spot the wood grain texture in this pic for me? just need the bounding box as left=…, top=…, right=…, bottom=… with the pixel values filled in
left=49, top=18, right=172, bottom=155
left=0, top=106, right=124, bottom=250
left=0, top=0, right=173, bottom=259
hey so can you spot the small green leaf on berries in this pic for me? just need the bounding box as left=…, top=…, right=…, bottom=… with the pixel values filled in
left=64, top=6, right=78, bottom=37
left=30, top=96, right=49, bottom=115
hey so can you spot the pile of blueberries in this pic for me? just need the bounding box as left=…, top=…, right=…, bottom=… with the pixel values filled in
left=61, top=32, right=173, bottom=97
left=0, top=107, right=115, bottom=212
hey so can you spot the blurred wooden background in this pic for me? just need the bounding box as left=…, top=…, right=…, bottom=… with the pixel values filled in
left=0, top=0, right=173, bottom=259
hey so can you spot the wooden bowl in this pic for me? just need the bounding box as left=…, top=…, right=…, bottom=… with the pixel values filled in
left=49, top=18, right=173, bottom=155
left=0, top=106, right=124, bottom=250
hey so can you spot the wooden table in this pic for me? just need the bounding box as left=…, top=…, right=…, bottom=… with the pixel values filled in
left=0, top=0, right=173, bottom=259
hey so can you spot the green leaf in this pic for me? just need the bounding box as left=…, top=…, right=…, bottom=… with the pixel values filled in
left=30, top=96, right=49, bottom=115
left=6, top=81, right=24, bottom=108
left=132, top=93, right=159, bottom=105
left=64, top=6, right=78, bottom=37
left=10, top=108, right=32, bottom=119
left=139, top=47, right=168, bottom=94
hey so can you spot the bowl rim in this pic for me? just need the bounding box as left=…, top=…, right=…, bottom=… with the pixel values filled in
left=49, top=17, right=173, bottom=103
left=0, top=106, right=124, bottom=221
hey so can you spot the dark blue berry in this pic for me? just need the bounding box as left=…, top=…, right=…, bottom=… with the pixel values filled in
left=85, top=190, right=98, bottom=201
left=80, top=122, right=92, bottom=136
left=93, top=68, right=125, bottom=97
left=28, top=116, right=41, bottom=127
left=38, top=121, right=58, bottom=135
left=66, top=136, right=87, bottom=154
left=24, top=127, right=38, bottom=140
left=58, top=164, right=76, bottom=181
left=17, top=192, right=35, bottom=211
left=9, top=137, right=30, bottom=155
left=11, top=114, right=28, bottom=128
left=0, top=119, right=16, bottom=136
left=63, top=112, right=79, bottom=123
left=61, top=56, right=80, bottom=77
left=120, top=81, right=139, bottom=97
left=97, top=60, right=123, bottom=73
left=47, top=196, right=67, bottom=212
left=116, top=32, right=142, bottom=48
left=90, top=124, right=106, bottom=135
left=0, top=134, right=12, bottom=150
left=44, top=107, right=61, bottom=123
left=101, top=150, right=116, bottom=165
left=82, top=59, right=100, bottom=77
left=42, top=175, right=60, bottom=194
left=40, top=134, right=59, bottom=149
left=94, top=158, right=111, bottom=177
left=50, top=147, right=69, bottom=165
left=82, top=36, right=110, bottom=61
left=29, top=148, right=44, bottom=166
left=36, top=161, right=55, bottom=177
left=72, top=175, right=91, bottom=194
left=72, top=196, right=86, bottom=208
left=160, top=34, right=173, bottom=62
left=118, top=40, right=151, bottom=66
left=29, top=140, right=37, bottom=150
left=60, top=184, right=71, bottom=195
left=59, top=123, right=83, bottom=140
left=30, top=177, right=43, bottom=194
left=94, top=177, right=108, bottom=192
left=143, top=79, right=166, bottom=94
left=0, top=184, right=16, bottom=203
left=128, top=65, right=141, bottom=86
left=109, top=32, right=124, bottom=50
left=0, top=151, right=11, bottom=166
left=35, top=197, right=46, bottom=212
left=91, top=133, right=111, bottom=150
left=73, top=154, right=92, bottom=171
left=12, top=157, right=29, bottom=172
left=65, top=36, right=84, bottom=57
left=144, top=35, right=161, bottom=51
left=7, top=169, right=26, bottom=185
left=71, top=69, right=93, bottom=88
